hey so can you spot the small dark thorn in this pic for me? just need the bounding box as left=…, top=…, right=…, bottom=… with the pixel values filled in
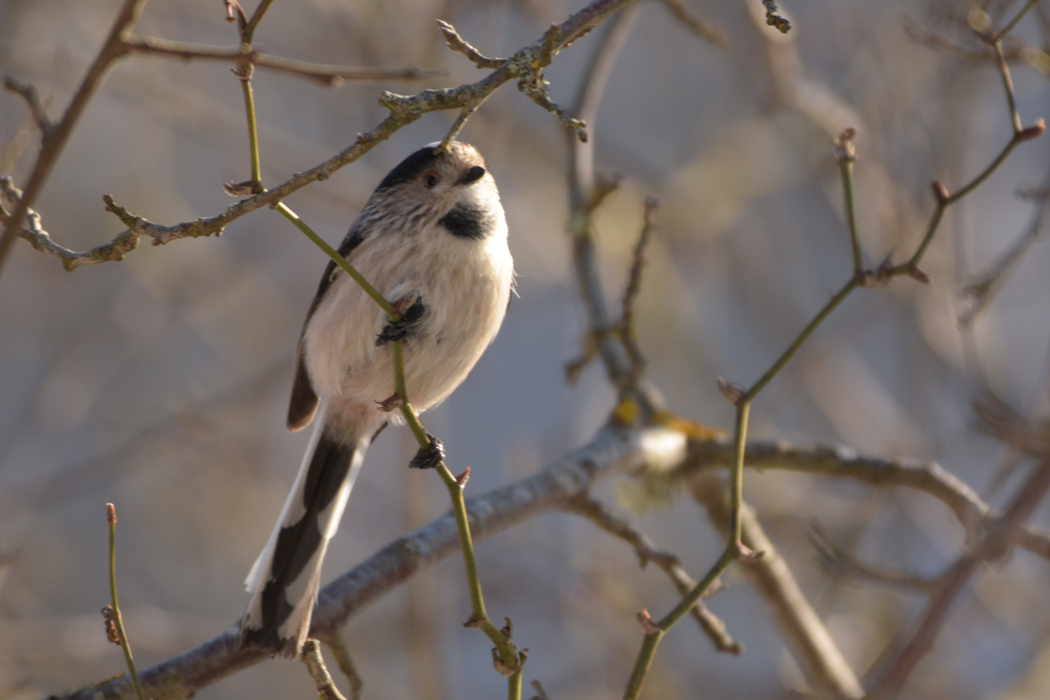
left=409, top=433, right=444, bottom=469
left=906, top=265, right=932, bottom=284
left=717, top=378, right=744, bottom=405
left=377, top=393, right=404, bottom=412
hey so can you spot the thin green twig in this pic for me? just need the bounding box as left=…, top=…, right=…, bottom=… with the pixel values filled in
left=837, top=135, right=862, bottom=275
left=743, top=276, right=860, bottom=403
left=241, top=77, right=262, bottom=186
left=621, top=546, right=736, bottom=700
left=106, top=504, right=146, bottom=700
left=276, top=203, right=397, bottom=319
left=728, top=402, right=750, bottom=545
left=508, top=669, right=523, bottom=700
left=998, top=0, right=1041, bottom=38
left=896, top=132, right=1024, bottom=274
left=621, top=48, right=1043, bottom=691
left=991, top=40, right=1023, bottom=134
left=244, top=0, right=276, bottom=42
left=232, top=22, right=397, bottom=320
left=394, top=363, right=523, bottom=694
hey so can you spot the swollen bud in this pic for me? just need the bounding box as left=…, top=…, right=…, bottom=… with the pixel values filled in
left=931, top=180, right=950, bottom=205
left=1018, top=119, right=1046, bottom=142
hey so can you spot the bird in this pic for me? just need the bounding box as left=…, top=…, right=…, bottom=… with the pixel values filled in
left=239, top=141, right=514, bottom=658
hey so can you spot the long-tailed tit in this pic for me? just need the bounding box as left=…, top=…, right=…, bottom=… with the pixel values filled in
left=239, top=142, right=514, bottom=657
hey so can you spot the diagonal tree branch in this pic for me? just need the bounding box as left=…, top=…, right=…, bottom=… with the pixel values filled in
left=865, top=455, right=1050, bottom=699
left=0, top=0, right=148, bottom=281
left=45, top=419, right=1050, bottom=700
left=5, top=0, right=638, bottom=274
left=56, top=425, right=688, bottom=700
left=691, top=474, right=865, bottom=699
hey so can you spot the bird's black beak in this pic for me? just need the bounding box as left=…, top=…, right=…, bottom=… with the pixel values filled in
left=456, top=166, right=486, bottom=186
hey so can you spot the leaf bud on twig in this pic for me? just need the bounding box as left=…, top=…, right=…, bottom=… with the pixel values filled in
left=1018, top=118, right=1045, bottom=142
left=931, top=180, right=950, bottom=205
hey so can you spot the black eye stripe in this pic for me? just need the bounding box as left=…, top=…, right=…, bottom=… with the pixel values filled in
left=375, top=146, right=441, bottom=191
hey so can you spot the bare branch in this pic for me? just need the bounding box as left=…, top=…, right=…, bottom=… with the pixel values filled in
left=12, top=0, right=640, bottom=273
left=319, top=635, right=363, bottom=700
left=565, top=3, right=668, bottom=413
left=658, top=0, right=728, bottom=48
left=691, top=474, right=865, bottom=699
left=960, top=184, right=1050, bottom=325
left=618, top=196, right=659, bottom=379
left=972, top=393, right=1050, bottom=457
left=673, top=437, right=1050, bottom=563
left=0, top=177, right=141, bottom=269
left=58, top=425, right=688, bottom=700
left=0, top=0, right=146, bottom=280
left=3, top=75, right=53, bottom=134
left=518, top=25, right=588, bottom=142
left=808, top=522, right=940, bottom=594
left=124, top=37, right=434, bottom=87
left=902, top=18, right=1030, bottom=65
left=564, top=495, right=742, bottom=654
left=866, top=456, right=1050, bottom=699
left=437, top=20, right=506, bottom=69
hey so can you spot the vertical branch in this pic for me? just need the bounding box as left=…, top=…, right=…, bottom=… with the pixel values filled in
left=567, top=5, right=661, bottom=408
left=105, top=504, right=146, bottom=700
left=835, top=129, right=862, bottom=276
left=240, top=76, right=263, bottom=187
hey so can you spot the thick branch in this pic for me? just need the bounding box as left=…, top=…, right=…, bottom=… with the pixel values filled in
left=676, top=437, right=1050, bottom=562
left=49, top=428, right=1050, bottom=700
left=58, top=425, right=687, bottom=700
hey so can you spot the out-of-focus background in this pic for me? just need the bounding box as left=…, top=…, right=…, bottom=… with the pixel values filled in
left=2, top=0, right=1050, bottom=698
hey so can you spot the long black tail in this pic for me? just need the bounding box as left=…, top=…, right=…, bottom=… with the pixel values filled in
left=240, top=409, right=369, bottom=657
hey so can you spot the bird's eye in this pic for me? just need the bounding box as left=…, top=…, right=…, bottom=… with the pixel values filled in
left=423, top=172, right=439, bottom=188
